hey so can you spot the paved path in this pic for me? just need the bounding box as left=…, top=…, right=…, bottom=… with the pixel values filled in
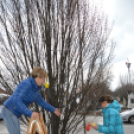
left=0, top=116, right=104, bottom=134
left=0, top=120, right=8, bottom=134
left=0, top=120, right=27, bottom=134
left=0, top=116, right=134, bottom=134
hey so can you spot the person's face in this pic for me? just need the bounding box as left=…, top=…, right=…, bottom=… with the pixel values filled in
left=100, top=101, right=108, bottom=108
left=35, top=76, right=46, bottom=86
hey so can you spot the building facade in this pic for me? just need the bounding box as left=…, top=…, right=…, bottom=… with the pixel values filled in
left=127, top=93, right=134, bottom=108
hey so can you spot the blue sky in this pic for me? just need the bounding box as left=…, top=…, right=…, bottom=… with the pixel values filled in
left=102, top=0, right=134, bottom=90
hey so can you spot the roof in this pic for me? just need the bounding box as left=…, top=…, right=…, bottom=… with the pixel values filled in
left=0, top=88, right=7, bottom=94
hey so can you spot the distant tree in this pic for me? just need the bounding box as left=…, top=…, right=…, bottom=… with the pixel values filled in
left=0, top=0, right=114, bottom=134
left=113, top=75, right=134, bottom=106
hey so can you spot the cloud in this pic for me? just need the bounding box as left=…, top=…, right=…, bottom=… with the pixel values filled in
left=103, top=0, right=134, bottom=90
left=110, top=61, right=128, bottom=90
left=112, top=0, right=134, bottom=24
left=113, top=20, right=134, bottom=60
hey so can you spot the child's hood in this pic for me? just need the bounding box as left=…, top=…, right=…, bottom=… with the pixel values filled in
left=103, top=100, right=121, bottom=112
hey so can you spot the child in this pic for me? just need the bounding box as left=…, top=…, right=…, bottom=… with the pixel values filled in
left=88, top=95, right=124, bottom=134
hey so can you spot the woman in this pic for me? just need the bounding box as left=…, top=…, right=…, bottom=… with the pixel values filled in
left=1, top=67, right=61, bottom=134
left=88, top=95, right=124, bottom=134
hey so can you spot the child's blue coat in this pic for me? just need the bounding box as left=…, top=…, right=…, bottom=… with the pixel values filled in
left=97, top=100, right=124, bottom=134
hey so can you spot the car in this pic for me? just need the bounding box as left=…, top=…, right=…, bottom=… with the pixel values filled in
left=120, top=108, right=134, bottom=123
left=0, top=94, right=10, bottom=120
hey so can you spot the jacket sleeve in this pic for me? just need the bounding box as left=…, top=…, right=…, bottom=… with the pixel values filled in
left=97, top=109, right=116, bottom=133
left=13, top=82, right=32, bottom=117
left=35, top=92, right=56, bottom=113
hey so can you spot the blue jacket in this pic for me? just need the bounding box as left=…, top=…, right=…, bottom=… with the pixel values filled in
left=4, top=76, right=56, bottom=118
left=97, top=100, right=124, bottom=134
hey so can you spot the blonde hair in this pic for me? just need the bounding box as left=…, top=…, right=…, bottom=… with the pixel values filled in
left=31, top=67, right=48, bottom=78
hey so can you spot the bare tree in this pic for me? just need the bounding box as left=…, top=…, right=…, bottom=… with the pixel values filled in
left=113, top=74, right=134, bottom=106
left=0, top=0, right=114, bottom=134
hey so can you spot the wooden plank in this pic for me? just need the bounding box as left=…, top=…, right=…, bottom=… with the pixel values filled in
left=39, top=113, right=48, bottom=134
left=27, top=113, right=48, bottom=134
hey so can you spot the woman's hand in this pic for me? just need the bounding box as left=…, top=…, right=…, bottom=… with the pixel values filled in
left=54, top=108, right=61, bottom=116
left=88, top=122, right=98, bottom=130
left=31, top=112, right=39, bottom=120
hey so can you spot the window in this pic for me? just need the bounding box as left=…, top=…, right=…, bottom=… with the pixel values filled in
left=131, top=99, right=134, bottom=103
